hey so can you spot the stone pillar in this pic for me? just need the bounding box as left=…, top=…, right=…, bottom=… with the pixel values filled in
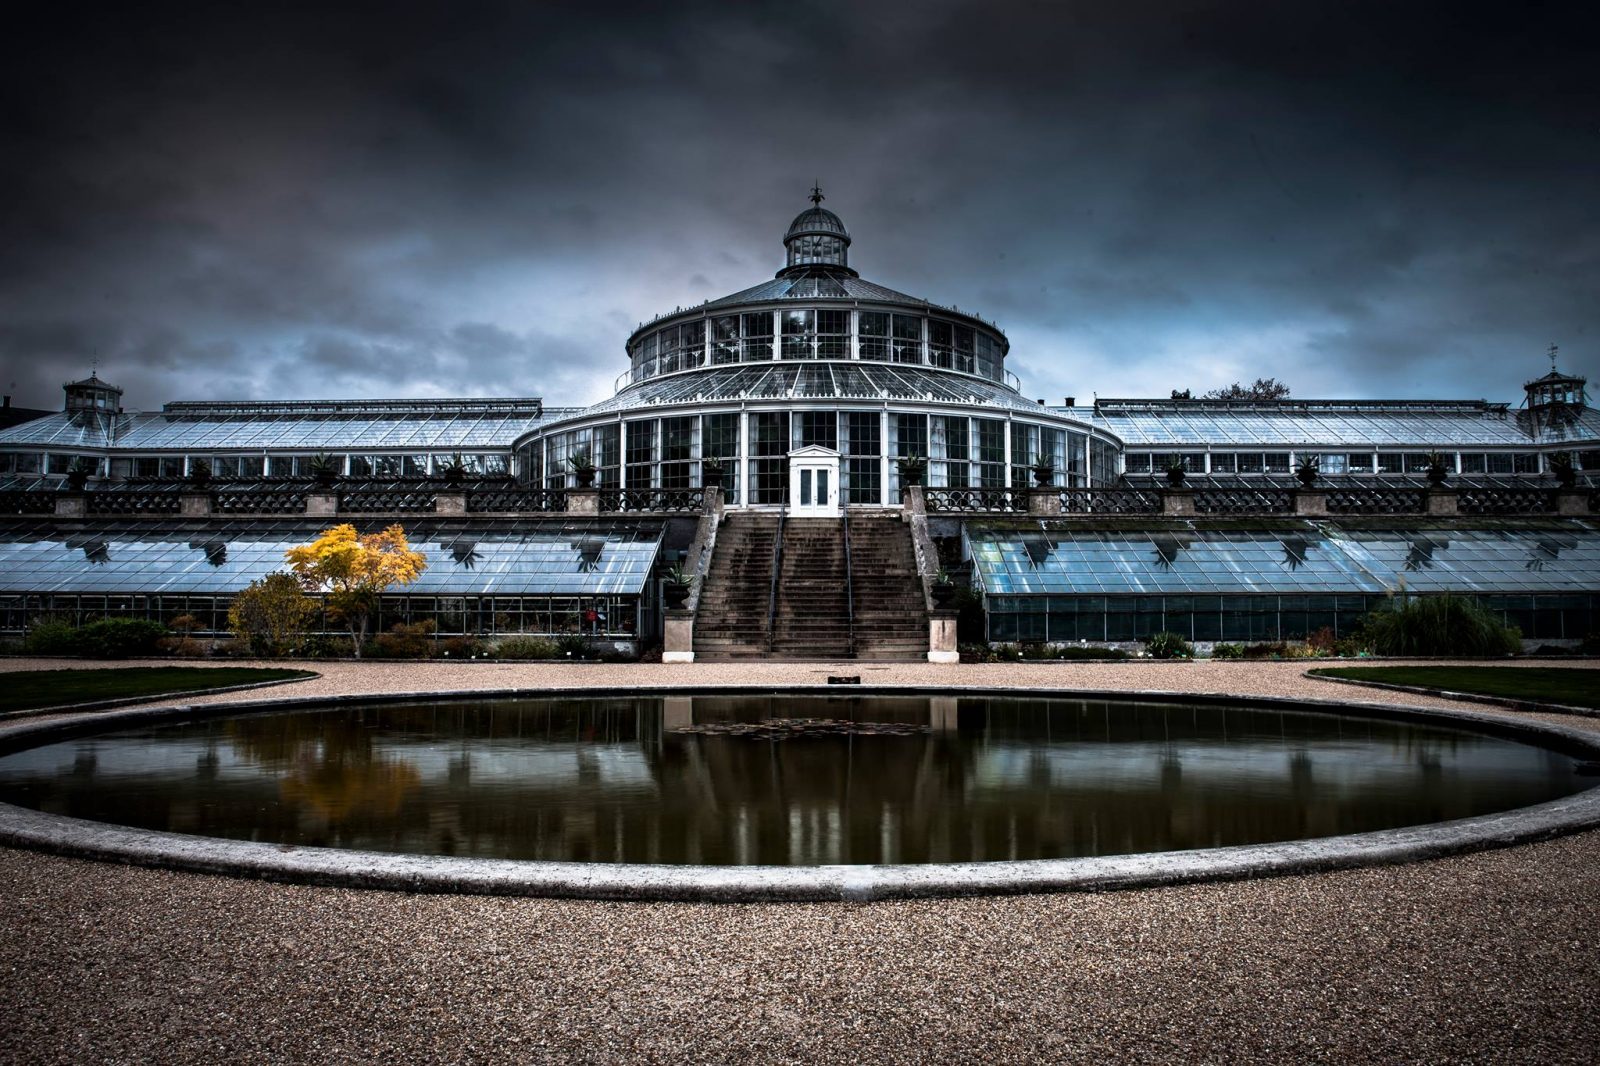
left=903, top=483, right=927, bottom=517
left=434, top=491, right=467, bottom=515
left=567, top=487, right=600, bottom=515
left=1292, top=490, right=1327, bottom=516
left=1556, top=491, right=1588, bottom=516
left=928, top=609, right=959, bottom=664
left=702, top=484, right=724, bottom=517
left=54, top=493, right=86, bottom=517
left=1028, top=486, right=1061, bottom=516
left=306, top=492, right=339, bottom=516
left=1425, top=488, right=1458, bottom=516
left=661, top=607, right=695, bottom=663
left=179, top=492, right=212, bottom=516
left=1162, top=488, right=1195, bottom=516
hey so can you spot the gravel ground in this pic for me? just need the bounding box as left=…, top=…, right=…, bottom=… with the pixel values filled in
left=1, top=658, right=1596, bottom=1064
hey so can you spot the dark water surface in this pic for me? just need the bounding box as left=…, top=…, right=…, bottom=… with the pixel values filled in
left=0, top=695, right=1589, bottom=865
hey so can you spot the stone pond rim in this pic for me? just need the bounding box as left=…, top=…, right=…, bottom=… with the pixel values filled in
left=1, top=685, right=1597, bottom=903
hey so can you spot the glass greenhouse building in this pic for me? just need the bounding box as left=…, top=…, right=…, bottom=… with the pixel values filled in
left=0, top=192, right=1596, bottom=651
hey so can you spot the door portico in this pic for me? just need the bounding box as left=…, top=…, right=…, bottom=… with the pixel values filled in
left=788, top=445, right=841, bottom=516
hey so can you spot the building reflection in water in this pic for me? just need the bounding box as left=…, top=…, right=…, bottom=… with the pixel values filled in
left=0, top=695, right=1581, bottom=865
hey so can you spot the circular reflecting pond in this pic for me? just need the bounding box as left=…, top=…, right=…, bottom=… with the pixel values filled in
left=0, top=695, right=1590, bottom=865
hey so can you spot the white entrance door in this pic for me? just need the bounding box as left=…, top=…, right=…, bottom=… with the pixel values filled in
left=788, top=446, right=841, bottom=517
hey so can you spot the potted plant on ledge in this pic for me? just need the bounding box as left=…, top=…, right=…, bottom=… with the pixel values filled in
left=1294, top=455, right=1320, bottom=488
left=1164, top=460, right=1187, bottom=488
left=1424, top=451, right=1450, bottom=488
left=439, top=454, right=469, bottom=488
left=188, top=459, right=213, bottom=489
left=663, top=563, right=692, bottom=609
left=701, top=455, right=724, bottom=488
left=1030, top=459, right=1055, bottom=488
left=309, top=453, right=340, bottom=489
left=65, top=457, right=95, bottom=492
left=1550, top=451, right=1577, bottom=490
left=931, top=568, right=958, bottom=609
left=568, top=450, right=597, bottom=488
left=898, top=455, right=927, bottom=487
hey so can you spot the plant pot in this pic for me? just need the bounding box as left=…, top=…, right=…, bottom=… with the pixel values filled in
left=66, top=474, right=89, bottom=492
left=1295, top=470, right=1318, bottom=489
left=1426, top=469, right=1448, bottom=488
left=663, top=581, right=690, bottom=609
left=573, top=468, right=597, bottom=489
left=1031, top=467, right=1054, bottom=488
left=931, top=583, right=957, bottom=609
left=702, top=470, right=724, bottom=489
left=900, top=469, right=925, bottom=487
left=1165, top=468, right=1186, bottom=488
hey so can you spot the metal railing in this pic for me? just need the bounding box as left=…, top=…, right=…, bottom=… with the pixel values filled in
left=841, top=513, right=856, bottom=659
left=86, top=490, right=183, bottom=515
left=767, top=511, right=786, bottom=654
left=1193, top=486, right=1296, bottom=515
left=1059, top=488, right=1162, bottom=514
left=923, top=487, right=1025, bottom=513
left=338, top=488, right=438, bottom=513
left=1323, top=485, right=1427, bottom=515
left=467, top=488, right=567, bottom=513
left=600, top=487, right=706, bottom=513
left=214, top=489, right=309, bottom=514
left=0, top=491, right=56, bottom=515
left=1457, top=485, right=1556, bottom=515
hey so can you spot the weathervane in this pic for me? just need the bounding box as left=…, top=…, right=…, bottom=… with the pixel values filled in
left=1548, top=343, right=1559, bottom=371
left=809, top=182, right=824, bottom=206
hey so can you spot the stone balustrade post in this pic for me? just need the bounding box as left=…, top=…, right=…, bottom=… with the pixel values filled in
left=567, top=487, right=600, bottom=516
left=1555, top=491, right=1588, bottom=516
left=306, top=492, right=339, bottom=516
left=662, top=608, right=695, bottom=663
left=54, top=493, right=86, bottom=517
left=1425, top=488, right=1458, bottom=516
left=703, top=484, right=724, bottom=516
left=902, top=483, right=926, bottom=518
left=1292, top=490, right=1327, bottom=516
left=434, top=491, right=467, bottom=515
left=179, top=492, right=213, bottom=516
left=928, top=609, right=959, bottom=664
left=1161, top=488, right=1195, bottom=516
left=1028, top=486, right=1061, bottom=517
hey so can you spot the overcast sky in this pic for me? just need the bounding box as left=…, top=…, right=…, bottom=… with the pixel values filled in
left=1, top=0, right=1594, bottom=412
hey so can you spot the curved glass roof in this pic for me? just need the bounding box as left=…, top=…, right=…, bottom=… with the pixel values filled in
left=564, top=363, right=1064, bottom=420
left=0, top=518, right=662, bottom=596
left=969, top=518, right=1600, bottom=596
left=701, top=273, right=936, bottom=310
left=785, top=206, right=849, bottom=240
left=1070, top=400, right=1599, bottom=448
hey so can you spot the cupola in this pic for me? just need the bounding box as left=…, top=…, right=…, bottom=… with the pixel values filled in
left=63, top=373, right=123, bottom=415
left=779, top=185, right=855, bottom=277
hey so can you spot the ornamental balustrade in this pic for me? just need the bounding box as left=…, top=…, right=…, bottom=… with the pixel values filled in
left=86, top=490, right=183, bottom=515
left=600, top=487, right=706, bottom=513
left=214, top=489, right=309, bottom=514
left=1192, top=486, right=1295, bottom=515
left=0, top=491, right=56, bottom=515
left=923, top=487, right=1025, bottom=513
left=1457, top=485, right=1555, bottom=515
left=1058, top=488, right=1161, bottom=514
left=1323, top=485, right=1427, bottom=515
left=337, top=488, right=438, bottom=513
left=468, top=488, right=568, bottom=513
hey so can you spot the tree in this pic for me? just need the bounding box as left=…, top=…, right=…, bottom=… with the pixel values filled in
left=1202, top=378, right=1292, bottom=400
left=284, top=524, right=427, bottom=658
left=229, top=572, right=317, bottom=657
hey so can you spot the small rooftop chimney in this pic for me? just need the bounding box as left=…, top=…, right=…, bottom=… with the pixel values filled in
left=1064, top=396, right=1076, bottom=407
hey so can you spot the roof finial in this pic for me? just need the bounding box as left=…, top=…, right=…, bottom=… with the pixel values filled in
left=1548, top=342, right=1559, bottom=372
left=809, top=182, right=824, bottom=207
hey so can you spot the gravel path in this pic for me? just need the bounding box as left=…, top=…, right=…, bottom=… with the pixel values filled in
left=1, top=658, right=1596, bottom=1064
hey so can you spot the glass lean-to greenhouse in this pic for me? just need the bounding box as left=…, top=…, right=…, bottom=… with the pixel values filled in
left=0, top=191, right=1596, bottom=650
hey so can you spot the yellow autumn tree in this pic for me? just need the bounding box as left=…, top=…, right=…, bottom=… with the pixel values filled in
left=284, top=524, right=427, bottom=658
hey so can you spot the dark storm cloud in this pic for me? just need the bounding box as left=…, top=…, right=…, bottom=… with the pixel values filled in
left=0, top=0, right=1594, bottom=411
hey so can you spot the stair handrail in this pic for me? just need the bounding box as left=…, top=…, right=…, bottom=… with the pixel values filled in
left=766, top=510, right=786, bottom=653
left=841, top=512, right=856, bottom=659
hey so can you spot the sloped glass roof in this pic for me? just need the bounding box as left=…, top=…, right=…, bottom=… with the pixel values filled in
left=574, top=363, right=1048, bottom=419
left=967, top=519, right=1600, bottom=596
left=1066, top=400, right=1599, bottom=449
left=0, top=519, right=663, bottom=597
left=0, top=400, right=556, bottom=452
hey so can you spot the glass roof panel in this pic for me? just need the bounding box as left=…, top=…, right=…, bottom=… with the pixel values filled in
left=0, top=519, right=663, bottom=597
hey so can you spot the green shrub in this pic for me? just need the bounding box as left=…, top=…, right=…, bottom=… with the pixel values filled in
left=493, top=636, right=563, bottom=660
left=439, top=635, right=484, bottom=658
left=1243, top=641, right=1288, bottom=659
left=1305, top=626, right=1337, bottom=656
left=1357, top=595, right=1521, bottom=657
left=373, top=620, right=437, bottom=658
left=1210, top=642, right=1244, bottom=659
left=228, top=572, right=316, bottom=657
left=24, top=618, right=81, bottom=656
left=958, top=643, right=994, bottom=663
left=554, top=633, right=591, bottom=659
left=1143, top=631, right=1193, bottom=659
left=74, top=618, right=168, bottom=659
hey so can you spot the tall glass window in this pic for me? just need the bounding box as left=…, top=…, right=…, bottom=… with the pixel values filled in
left=932, top=416, right=970, bottom=487
left=928, top=320, right=953, bottom=368
left=711, top=316, right=740, bottom=364
left=703, top=413, right=740, bottom=498
left=657, top=326, right=682, bottom=375
left=975, top=418, right=1005, bottom=487
left=781, top=309, right=815, bottom=359
left=859, top=312, right=890, bottom=361
left=660, top=416, right=695, bottom=488
left=892, top=314, right=922, bottom=364
left=817, top=310, right=849, bottom=359
left=625, top=420, right=656, bottom=489
left=843, top=412, right=881, bottom=504
left=795, top=411, right=838, bottom=450
left=890, top=413, right=927, bottom=499
left=742, top=313, right=773, bottom=362
left=953, top=325, right=975, bottom=374
left=750, top=413, right=789, bottom=504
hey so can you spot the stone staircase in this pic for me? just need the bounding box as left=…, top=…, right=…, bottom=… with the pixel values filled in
left=844, top=512, right=930, bottom=660
left=692, top=512, right=779, bottom=660
left=692, top=511, right=929, bottom=661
